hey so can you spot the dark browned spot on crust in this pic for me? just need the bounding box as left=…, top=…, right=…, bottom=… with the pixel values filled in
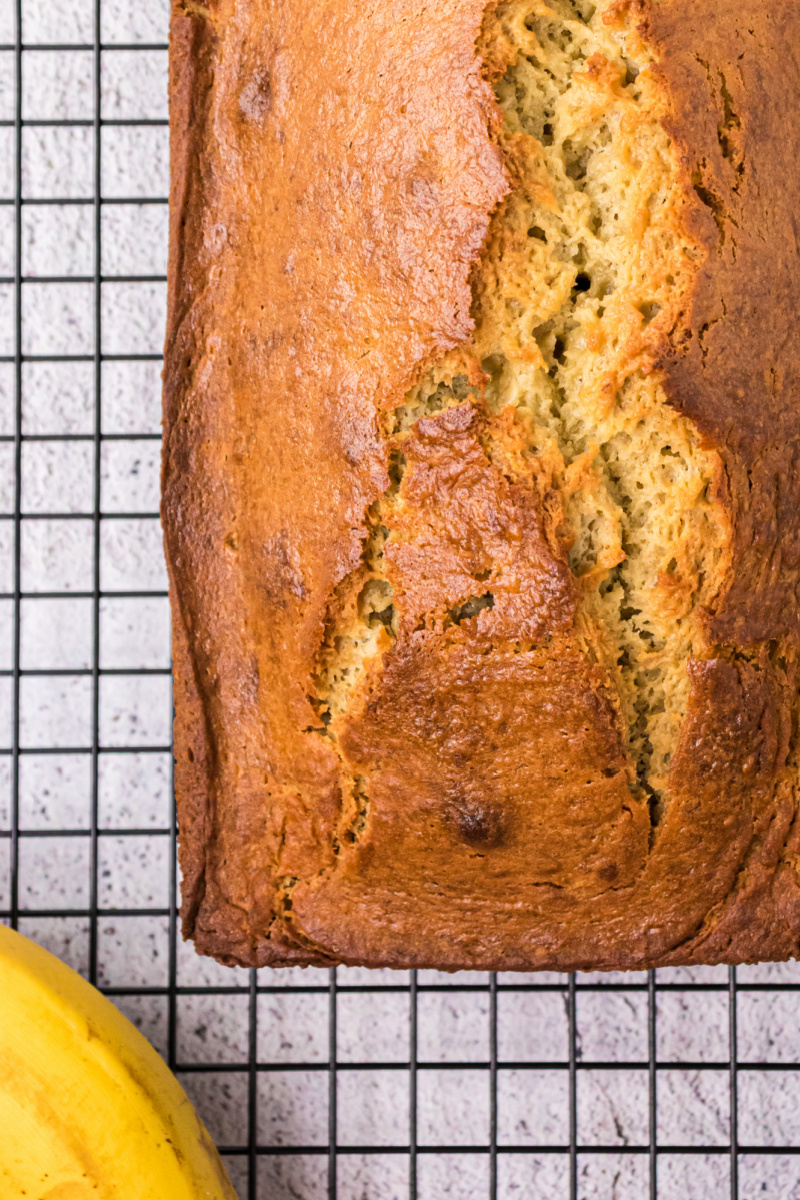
left=447, top=794, right=506, bottom=848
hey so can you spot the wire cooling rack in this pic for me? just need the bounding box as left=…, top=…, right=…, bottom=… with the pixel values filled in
left=2, top=0, right=800, bottom=1197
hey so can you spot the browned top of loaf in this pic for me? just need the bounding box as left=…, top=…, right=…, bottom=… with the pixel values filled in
left=163, top=0, right=800, bottom=970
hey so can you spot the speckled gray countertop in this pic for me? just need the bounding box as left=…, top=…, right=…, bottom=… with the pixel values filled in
left=2, top=0, right=800, bottom=1196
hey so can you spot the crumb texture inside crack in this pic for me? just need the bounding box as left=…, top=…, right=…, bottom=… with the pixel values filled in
left=313, top=0, right=731, bottom=818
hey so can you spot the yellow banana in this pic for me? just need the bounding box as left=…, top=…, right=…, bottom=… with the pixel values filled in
left=0, top=925, right=237, bottom=1200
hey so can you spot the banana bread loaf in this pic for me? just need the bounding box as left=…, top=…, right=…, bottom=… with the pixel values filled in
left=163, top=0, right=800, bottom=970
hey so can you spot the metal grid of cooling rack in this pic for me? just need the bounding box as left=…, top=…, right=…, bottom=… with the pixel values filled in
left=2, top=0, right=800, bottom=1197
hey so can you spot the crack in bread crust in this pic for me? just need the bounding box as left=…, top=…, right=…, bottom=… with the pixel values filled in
left=311, top=0, right=731, bottom=852
left=474, top=0, right=733, bottom=816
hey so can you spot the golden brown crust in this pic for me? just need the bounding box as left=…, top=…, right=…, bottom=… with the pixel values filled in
left=644, top=2, right=800, bottom=651
left=164, top=0, right=800, bottom=970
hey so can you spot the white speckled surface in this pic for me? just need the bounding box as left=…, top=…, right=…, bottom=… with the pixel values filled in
left=3, top=1, right=800, bottom=1196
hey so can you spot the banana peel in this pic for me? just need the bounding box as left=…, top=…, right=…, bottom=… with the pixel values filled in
left=0, top=925, right=237, bottom=1200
